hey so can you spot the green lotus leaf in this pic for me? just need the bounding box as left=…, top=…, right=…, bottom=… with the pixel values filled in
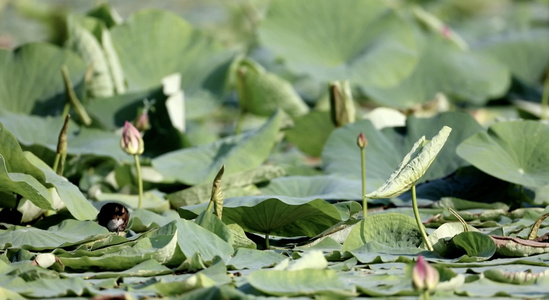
left=342, top=213, right=422, bottom=252
left=258, top=0, right=419, bottom=90
left=110, top=9, right=234, bottom=118
left=451, top=232, right=496, bottom=262
left=0, top=111, right=127, bottom=163
left=24, top=152, right=98, bottom=220
left=366, top=126, right=451, bottom=199
left=366, top=33, right=510, bottom=107
left=227, top=248, right=286, bottom=270
left=153, top=111, right=281, bottom=185
left=7, top=277, right=92, bottom=298
left=0, top=43, right=86, bottom=115
left=0, top=220, right=108, bottom=250
left=457, top=120, right=549, bottom=188
left=236, top=59, right=309, bottom=118
left=247, top=269, right=353, bottom=297
left=66, top=14, right=124, bottom=97
left=323, top=112, right=482, bottom=190
left=179, top=196, right=343, bottom=238
left=474, top=29, right=549, bottom=85
left=285, top=111, right=335, bottom=157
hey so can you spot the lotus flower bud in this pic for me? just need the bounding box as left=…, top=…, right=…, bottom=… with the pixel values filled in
left=120, top=121, right=144, bottom=155
left=412, top=255, right=439, bottom=291
left=134, top=110, right=150, bottom=132
left=357, top=132, right=368, bottom=149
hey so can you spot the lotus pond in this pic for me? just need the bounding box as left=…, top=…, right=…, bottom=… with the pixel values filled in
left=1, top=0, right=549, bottom=299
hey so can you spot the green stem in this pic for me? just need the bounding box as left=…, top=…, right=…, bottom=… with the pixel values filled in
left=265, top=233, right=270, bottom=249
left=422, top=290, right=430, bottom=300
left=134, top=154, right=143, bottom=209
left=412, top=184, right=433, bottom=251
left=360, top=147, right=367, bottom=217
left=542, top=75, right=549, bottom=121
left=235, top=110, right=245, bottom=135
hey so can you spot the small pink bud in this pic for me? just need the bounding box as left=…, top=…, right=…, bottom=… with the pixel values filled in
left=441, top=25, right=451, bottom=39
left=120, top=121, right=144, bottom=155
left=357, top=132, right=368, bottom=149
left=134, top=111, right=150, bottom=132
left=412, top=255, right=439, bottom=291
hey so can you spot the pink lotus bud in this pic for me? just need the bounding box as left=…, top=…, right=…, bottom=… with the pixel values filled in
left=134, top=111, right=150, bottom=132
left=412, top=255, right=439, bottom=291
left=120, top=121, right=144, bottom=155
left=441, top=25, right=451, bottom=39
left=357, top=132, right=368, bottom=149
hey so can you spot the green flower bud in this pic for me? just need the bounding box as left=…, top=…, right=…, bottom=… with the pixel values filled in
left=121, top=121, right=144, bottom=155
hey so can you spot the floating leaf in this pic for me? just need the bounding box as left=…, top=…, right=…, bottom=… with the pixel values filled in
left=342, top=213, right=423, bottom=252
left=457, top=120, right=549, bottom=188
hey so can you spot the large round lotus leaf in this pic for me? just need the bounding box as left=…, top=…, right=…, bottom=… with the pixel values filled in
left=322, top=112, right=483, bottom=188
left=247, top=269, right=352, bottom=297
left=153, top=111, right=281, bottom=185
left=474, top=29, right=549, bottom=85
left=342, top=213, right=422, bottom=252
left=203, top=196, right=342, bottom=238
left=0, top=43, right=86, bottom=115
left=258, top=0, right=419, bottom=89
left=365, top=33, right=510, bottom=107
left=110, top=9, right=234, bottom=118
left=457, top=120, right=549, bottom=187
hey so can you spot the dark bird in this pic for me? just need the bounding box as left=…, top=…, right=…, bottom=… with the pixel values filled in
left=97, top=203, right=129, bottom=233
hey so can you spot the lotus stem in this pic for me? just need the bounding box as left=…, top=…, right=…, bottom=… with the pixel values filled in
left=61, top=65, right=92, bottom=126
left=134, top=154, right=143, bottom=209
left=412, top=184, right=433, bottom=251
left=541, top=58, right=549, bottom=120
left=360, top=146, right=367, bottom=217
left=422, top=290, right=430, bottom=300
left=265, top=233, right=270, bottom=249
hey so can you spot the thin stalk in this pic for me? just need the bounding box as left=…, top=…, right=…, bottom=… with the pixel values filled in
left=235, top=110, right=245, bottom=135
left=422, top=290, right=430, bottom=300
left=134, top=154, right=143, bottom=209
left=412, top=184, right=433, bottom=251
left=61, top=65, right=92, bottom=126
left=265, top=233, right=270, bottom=249
left=542, top=75, right=549, bottom=120
left=360, top=146, right=367, bottom=217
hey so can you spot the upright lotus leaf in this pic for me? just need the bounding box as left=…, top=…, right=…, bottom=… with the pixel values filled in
left=342, top=213, right=422, bottom=252
left=457, top=120, right=549, bottom=188
left=258, top=0, right=419, bottom=90
left=175, top=219, right=233, bottom=262
left=66, top=14, right=124, bottom=97
left=450, top=232, right=496, bottom=262
left=0, top=122, right=53, bottom=210
left=365, top=32, right=510, bottom=107
left=153, top=111, right=281, bottom=185
left=474, top=29, right=549, bottom=86
left=110, top=9, right=235, bottom=118
left=0, top=43, right=86, bottom=115
left=285, top=111, right=335, bottom=157
left=323, top=112, right=480, bottom=188
left=367, top=126, right=452, bottom=199
left=24, top=152, right=98, bottom=220
left=236, top=59, right=309, bottom=118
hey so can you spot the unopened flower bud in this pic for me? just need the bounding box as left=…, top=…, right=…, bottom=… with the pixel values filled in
left=121, top=121, right=144, bottom=155
left=134, top=111, right=150, bottom=132
left=357, top=132, right=368, bottom=149
left=412, top=255, right=439, bottom=292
